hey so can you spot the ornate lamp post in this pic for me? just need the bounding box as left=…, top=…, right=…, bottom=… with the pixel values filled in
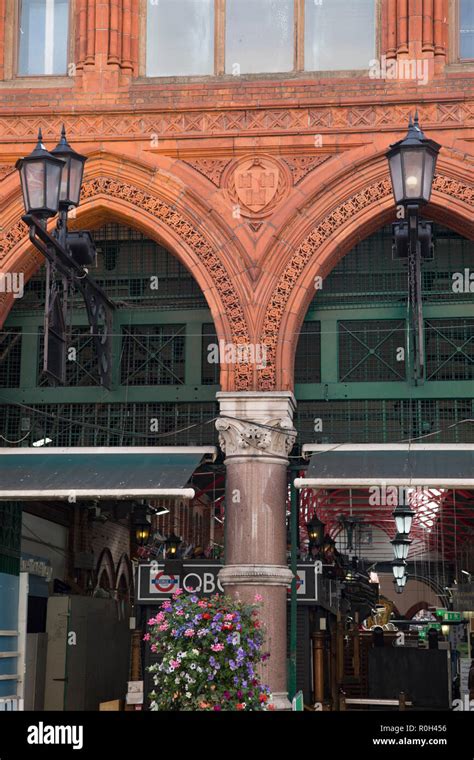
left=391, top=532, right=412, bottom=561
left=16, top=127, right=114, bottom=388
left=306, top=514, right=325, bottom=551
left=393, top=503, right=415, bottom=535
left=386, top=114, right=441, bottom=385
left=164, top=532, right=182, bottom=558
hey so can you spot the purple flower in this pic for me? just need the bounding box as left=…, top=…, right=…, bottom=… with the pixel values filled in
left=213, top=705, right=221, bottom=711
left=223, top=691, right=231, bottom=701
left=190, top=595, right=198, bottom=603
left=229, top=660, right=237, bottom=671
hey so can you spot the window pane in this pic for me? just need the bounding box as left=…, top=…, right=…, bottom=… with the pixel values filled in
left=147, top=0, right=214, bottom=77
left=225, top=0, right=294, bottom=74
left=460, top=0, right=474, bottom=59
left=18, top=0, right=69, bottom=76
left=305, top=0, right=375, bottom=71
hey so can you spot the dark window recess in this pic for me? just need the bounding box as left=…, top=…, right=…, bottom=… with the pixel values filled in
left=339, top=320, right=406, bottom=382
left=121, top=325, right=185, bottom=386
left=201, top=323, right=219, bottom=385
left=0, top=327, right=22, bottom=387
left=295, top=322, right=321, bottom=384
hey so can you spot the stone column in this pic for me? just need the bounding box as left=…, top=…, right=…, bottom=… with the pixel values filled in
left=216, top=391, right=296, bottom=711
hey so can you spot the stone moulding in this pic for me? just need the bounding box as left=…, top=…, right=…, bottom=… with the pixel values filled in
left=216, top=416, right=296, bottom=459
left=218, top=564, right=293, bottom=587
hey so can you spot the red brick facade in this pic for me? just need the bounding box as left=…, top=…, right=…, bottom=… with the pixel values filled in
left=1, top=0, right=473, bottom=393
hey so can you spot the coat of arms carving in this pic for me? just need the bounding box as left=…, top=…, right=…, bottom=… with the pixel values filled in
left=226, top=155, right=288, bottom=219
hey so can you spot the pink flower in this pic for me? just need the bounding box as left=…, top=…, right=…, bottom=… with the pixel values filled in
left=150, top=644, right=157, bottom=653
left=147, top=617, right=157, bottom=626
left=211, top=643, right=224, bottom=652
left=224, top=614, right=234, bottom=621
left=198, top=601, right=208, bottom=608
left=159, top=623, right=169, bottom=631
left=184, top=629, right=195, bottom=637
left=173, top=588, right=184, bottom=598
left=254, top=594, right=263, bottom=602
left=170, top=659, right=180, bottom=668
left=155, top=612, right=165, bottom=623
left=176, top=610, right=185, bottom=616
left=142, top=633, right=151, bottom=641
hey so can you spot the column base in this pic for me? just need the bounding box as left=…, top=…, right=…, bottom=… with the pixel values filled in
left=271, top=692, right=292, bottom=711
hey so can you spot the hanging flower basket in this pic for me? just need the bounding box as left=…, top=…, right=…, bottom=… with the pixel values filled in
left=145, top=589, right=273, bottom=711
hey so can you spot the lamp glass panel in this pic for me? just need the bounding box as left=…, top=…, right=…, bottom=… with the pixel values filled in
left=46, top=161, right=62, bottom=212
left=25, top=161, right=46, bottom=210
left=388, top=152, right=403, bottom=203
left=402, top=149, right=424, bottom=200
left=422, top=152, right=435, bottom=202
left=69, top=157, right=84, bottom=206
left=58, top=154, right=71, bottom=202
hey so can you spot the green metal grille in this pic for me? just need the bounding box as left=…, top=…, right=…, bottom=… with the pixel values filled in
left=0, top=402, right=218, bottom=448
left=311, top=225, right=474, bottom=310
left=294, top=322, right=321, bottom=384
left=295, top=399, right=474, bottom=450
left=14, top=223, right=208, bottom=313
left=338, top=320, right=406, bottom=382
left=201, top=323, right=219, bottom=385
left=121, top=325, right=186, bottom=385
left=0, top=328, right=22, bottom=387
left=425, top=318, right=474, bottom=381
left=38, top=327, right=100, bottom=387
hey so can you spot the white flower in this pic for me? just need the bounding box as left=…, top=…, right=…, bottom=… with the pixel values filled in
left=192, top=648, right=199, bottom=655
left=185, top=692, right=192, bottom=699
left=190, top=663, right=197, bottom=670
left=197, top=666, right=203, bottom=673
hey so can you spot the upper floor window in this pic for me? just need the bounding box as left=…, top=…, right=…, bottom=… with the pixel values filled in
left=459, top=0, right=474, bottom=60
left=18, top=0, right=69, bottom=76
left=305, top=0, right=376, bottom=71
left=145, top=0, right=377, bottom=78
left=225, top=0, right=294, bottom=74
left=147, top=0, right=215, bottom=77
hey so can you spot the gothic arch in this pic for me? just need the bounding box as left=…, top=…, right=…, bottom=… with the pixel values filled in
left=115, top=553, right=134, bottom=600
left=0, top=158, right=253, bottom=391
left=95, top=547, right=116, bottom=592
left=257, top=157, right=474, bottom=391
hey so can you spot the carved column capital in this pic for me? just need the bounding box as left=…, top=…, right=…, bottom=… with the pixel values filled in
left=215, top=392, right=297, bottom=460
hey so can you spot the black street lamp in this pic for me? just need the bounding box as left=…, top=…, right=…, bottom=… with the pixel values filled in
left=391, top=532, right=412, bottom=561
left=396, top=574, right=408, bottom=589
left=306, top=514, right=325, bottom=549
left=392, top=503, right=415, bottom=536
left=133, top=505, right=151, bottom=546
left=16, top=127, right=114, bottom=388
left=51, top=125, right=87, bottom=211
left=165, top=532, right=182, bottom=558
left=386, top=113, right=440, bottom=206
left=392, top=559, right=407, bottom=581
left=386, top=114, right=441, bottom=386
left=16, top=129, right=65, bottom=219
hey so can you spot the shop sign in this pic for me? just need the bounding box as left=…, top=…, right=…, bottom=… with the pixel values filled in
left=136, top=562, right=321, bottom=604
